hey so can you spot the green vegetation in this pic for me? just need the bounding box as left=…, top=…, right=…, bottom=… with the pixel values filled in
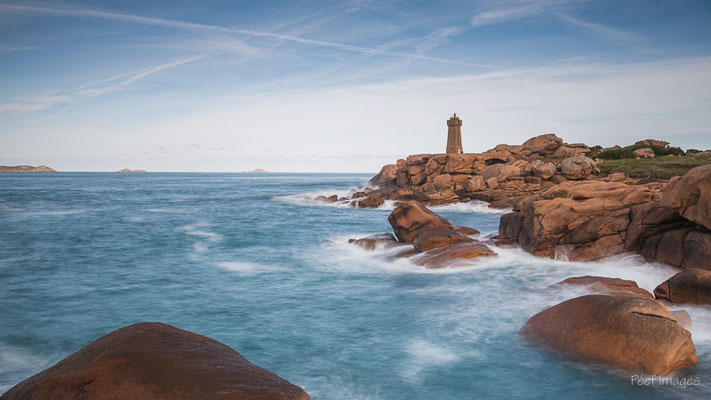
left=595, top=145, right=685, bottom=160
left=686, top=149, right=702, bottom=154
left=598, top=155, right=711, bottom=180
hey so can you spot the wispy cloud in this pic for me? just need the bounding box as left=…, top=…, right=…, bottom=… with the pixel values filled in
left=0, top=3, right=474, bottom=66
left=471, top=0, right=578, bottom=27
left=0, top=45, right=35, bottom=54
left=558, top=14, right=640, bottom=46
left=0, top=53, right=211, bottom=113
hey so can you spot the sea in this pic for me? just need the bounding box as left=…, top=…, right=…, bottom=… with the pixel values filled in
left=1, top=172, right=709, bottom=399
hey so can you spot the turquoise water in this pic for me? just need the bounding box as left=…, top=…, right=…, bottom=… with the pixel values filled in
left=1, top=172, right=709, bottom=399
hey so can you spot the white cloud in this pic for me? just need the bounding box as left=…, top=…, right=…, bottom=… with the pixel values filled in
left=6, top=57, right=709, bottom=172
left=471, top=0, right=571, bottom=27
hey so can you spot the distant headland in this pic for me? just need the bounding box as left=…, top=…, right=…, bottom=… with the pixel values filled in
left=246, top=168, right=269, bottom=173
left=117, top=168, right=147, bottom=173
left=0, top=165, right=56, bottom=172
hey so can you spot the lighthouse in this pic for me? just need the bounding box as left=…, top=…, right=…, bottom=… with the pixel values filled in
left=446, top=113, right=463, bottom=154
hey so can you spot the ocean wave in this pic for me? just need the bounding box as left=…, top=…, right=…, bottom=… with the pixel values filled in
left=401, top=339, right=464, bottom=380
left=24, top=209, right=87, bottom=216
left=430, top=200, right=511, bottom=214
left=123, top=216, right=146, bottom=223
left=216, top=261, right=284, bottom=274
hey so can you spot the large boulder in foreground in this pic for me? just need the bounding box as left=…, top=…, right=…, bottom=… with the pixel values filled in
left=1, top=322, right=310, bottom=400
left=388, top=201, right=452, bottom=243
left=654, top=269, right=711, bottom=305
left=661, top=164, right=711, bottom=230
left=520, top=295, right=696, bottom=375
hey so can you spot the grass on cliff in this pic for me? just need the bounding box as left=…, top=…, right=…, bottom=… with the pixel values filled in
left=598, top=155, right=711, bottom=181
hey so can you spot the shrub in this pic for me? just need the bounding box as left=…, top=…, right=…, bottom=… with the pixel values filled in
left=687, top=149, right=702, bottom=154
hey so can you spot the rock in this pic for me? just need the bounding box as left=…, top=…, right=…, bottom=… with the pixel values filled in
left=453, top=226, right=480, bottom=236
left=633, top=148, right=655, bottom=158
left=654, top=269, right=711, bottom=305
left=520, top=295, right=697, bottom=375
left=635, top=139, right=669, bottom=148
left=524, top=176, right=544, bottom=184
left=433, top=174, right=453, bottom=190
left=561, top=156, right=599, bottom=180
left=661, top=164, right=711, bottom=230
left=0, top=322, right=310, bottom=400
left=551, top=143, right=589, bottom=158
left=499, top=181, right=653, bottom=260
left=464, top=175, right=486, bottom=192
left=352, top=196, right=385, bottom=208
left=522, top=134, right=563, bottom=155
left=488, top=200, right=513, bottom=210
left=557, top=276, right=653, bottom=299
left=606, top=172, right=626, bottom=182
left=671, top=310, right=693, bottom=330
left=349, top=233, right=398, bottom=250
left=690, top=150, right=711, bottom=157
left=326, top=194, right=338, bottom=202
left=351, top=191, right=368, bottom=199
left=387, top=201, right=452, bottom=243
left=368, top=164, right=398, bottom=186
left=524, top=160, right=557, bottom=179
left=412, top=226, right=474, bottom=252
left=479, top=163, right=522, bottom=183
left=485, top=177, right=498, bottom=189
left=313, top=195, right=327, bottom=202
left=413, top=241, right=497, bottom=268
left=550, top=174, right=568, bottom=184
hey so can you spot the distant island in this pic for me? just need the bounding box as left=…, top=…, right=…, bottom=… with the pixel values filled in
left=117, top=168, right=147, bottom=173
left=247, top=168, right=269, bottom=173
left=0, top=164, right=56, bottom=172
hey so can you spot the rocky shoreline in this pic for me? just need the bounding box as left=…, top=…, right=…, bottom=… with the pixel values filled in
left=339, top=133, right=711, bottom=376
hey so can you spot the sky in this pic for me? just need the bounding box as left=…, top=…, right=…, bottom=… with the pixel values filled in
left=1, top=0, right=711, bottom=172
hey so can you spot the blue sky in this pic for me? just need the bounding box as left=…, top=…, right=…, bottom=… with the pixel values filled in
left=1, top=0, right=711, bottom=172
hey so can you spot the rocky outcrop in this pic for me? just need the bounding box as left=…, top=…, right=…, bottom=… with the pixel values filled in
left=349, top=233, right=398, bottom=250
left=520, top=295, right=697, bottom=375
left=369, top=164, right=398, bottom=187
left=561, top=156, right=599, bottom=180
left=654, top=269, right=711, bottom=305
left=0, top=322, right=310, bottom=400
left=557, top=276, right=653, bottom=299
left=387, top=201, right=452, bottom=242
left=635, top=139, right=669, bottom=148
left=661, top=164, right=711, bottom=230
left=498, top=181, right=654, bottom=260
left=0, top=165, right=56, bottom=172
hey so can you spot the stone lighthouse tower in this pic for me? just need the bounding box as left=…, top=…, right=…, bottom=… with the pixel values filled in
left=446, top=113, right=463, bottom=154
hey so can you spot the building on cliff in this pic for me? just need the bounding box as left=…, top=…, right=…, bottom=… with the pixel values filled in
left=446, top=113, right=463, bottom=154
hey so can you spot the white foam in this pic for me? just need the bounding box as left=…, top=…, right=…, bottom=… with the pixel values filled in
left=123, top=216, right=146, bottom=222
left=430, top=200, right=511, bottom=214
left=217, top=261, right=284, bottom=274
left=401, top=339, right=466, bottom=380
left=146, top=208, right=182, bottom=213
left=24, top=209, right=86, bottom=216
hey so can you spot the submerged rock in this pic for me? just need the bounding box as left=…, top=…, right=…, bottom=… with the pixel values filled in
left=654, top=269, right=711, bottom=305
left=520, top=295, right=697, bottom=375
left=557, top=275, right=653, bottom=299
left=412, top=226, right=474, bottom=252
left=349, top=233, right=398, bottom=251
left=413, top=241, right=497, bottom=268
left=0, top=322, right=310, bottom=400
left=387, top=201, right=452, bottom=243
